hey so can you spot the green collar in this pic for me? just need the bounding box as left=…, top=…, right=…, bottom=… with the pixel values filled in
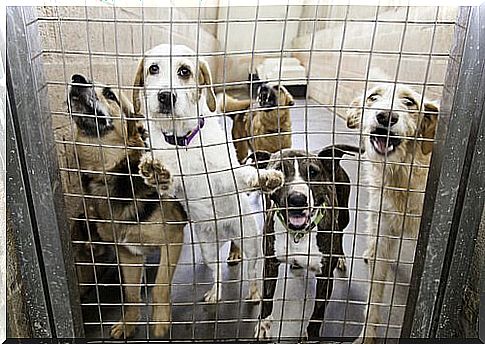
left=274, top=203, right=326, bottom=243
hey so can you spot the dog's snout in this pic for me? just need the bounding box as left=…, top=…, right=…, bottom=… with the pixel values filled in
left=376, top=111, right=398, bottom=127
left=287, top=193, right=308, bottom=208
left=158, top=91, right=177, bottom=111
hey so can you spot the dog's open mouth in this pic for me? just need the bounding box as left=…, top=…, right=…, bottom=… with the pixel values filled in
left=287, top=209, right=312, bottom=230
left=370, top=127, right=402, bottom=155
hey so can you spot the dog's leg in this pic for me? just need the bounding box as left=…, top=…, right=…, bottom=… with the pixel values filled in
left=199, top=239, right=223, bottom=303
left=254, top=256, right=279, bottom=339
left=110, top=248, right=143, bottom=339
left=151, top=238, right=183, bottom=338
left=354, top=235, right=398, bottom=344
left=227, top=241, right=242, bottom=266
left=239, top=214, right=263, bottom=302
left=307, top=257, right=337, bottom=339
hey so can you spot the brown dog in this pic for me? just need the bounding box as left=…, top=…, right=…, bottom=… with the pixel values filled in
left=68, top=74, right=186, bottom=339
left=224, top=83, right=295, bottom=163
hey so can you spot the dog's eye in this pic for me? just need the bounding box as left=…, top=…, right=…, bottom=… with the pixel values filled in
left=103, top=88, right=118, bottom=102
left=367, top=93, right=379, bottom=102
left=403, top=97, right=416, bottom=107
left=177, top=66, right=191, bottom=78
left=149, top=64, right=159, bottom=75
left=308, top=165, right=320, bottom=179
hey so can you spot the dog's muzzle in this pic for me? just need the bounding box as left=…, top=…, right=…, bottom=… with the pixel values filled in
left=162, top=116, right=205, bottom=146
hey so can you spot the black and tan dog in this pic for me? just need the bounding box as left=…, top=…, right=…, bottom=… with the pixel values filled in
left=68, top=74, right=187, bottom=339
left=247, top=145, right=359, bottom=339
left=222, top=83, right=295, bottom=164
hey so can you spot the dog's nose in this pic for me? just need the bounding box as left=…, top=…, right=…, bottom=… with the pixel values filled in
left=158, top=91, right=177, bottom=109
left=376, top=111, right=398, bottom=127
left=287, top=193, right=308, bottom=208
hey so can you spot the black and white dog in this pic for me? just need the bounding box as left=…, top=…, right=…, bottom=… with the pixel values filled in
left=248, top=145, right=360, bottom=339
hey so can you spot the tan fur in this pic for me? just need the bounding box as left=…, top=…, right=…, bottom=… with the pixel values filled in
left=347, top=84, right=439, bottom=343
left=73, top=84, right=186, bottom=339
left=227, top=85, right=294, bottom=163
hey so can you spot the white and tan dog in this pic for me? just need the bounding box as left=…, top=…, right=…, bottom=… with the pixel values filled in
left=133, top=44, right=284, bottom=303
left=346, top=84, right=439, bottom=343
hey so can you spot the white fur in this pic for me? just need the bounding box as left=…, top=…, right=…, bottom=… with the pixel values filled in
left=138, top=44, right=282, bottom=302
left=273, top=218, right=322, bottom=275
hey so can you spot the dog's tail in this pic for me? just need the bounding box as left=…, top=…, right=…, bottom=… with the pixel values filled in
left=319, top=144, right=364, bottom=160
left=217, top=93, right=251, bottom=119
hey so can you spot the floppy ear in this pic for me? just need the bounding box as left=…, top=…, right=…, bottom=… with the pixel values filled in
left=117, top=90, right=140, bottom=138
left=420, top=101, right=439, bottom=155
left=280, top=86, right=294, bottom=106
left=198, top=59, right=217, bottom=112
left=346, top=96, right=364, bottom=129
left=132, top=57, right=145, bottom=116
left=242, top=150, right=272, bottom=169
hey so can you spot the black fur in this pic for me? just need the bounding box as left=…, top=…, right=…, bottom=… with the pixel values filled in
left=255, top=144, right=360, bottom=338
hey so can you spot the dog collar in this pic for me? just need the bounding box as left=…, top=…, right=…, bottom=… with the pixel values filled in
left=274, top=204, right=326, bottom=244
left=163, top=117, right=205, bottom=146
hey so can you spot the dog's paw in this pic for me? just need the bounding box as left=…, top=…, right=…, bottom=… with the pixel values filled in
left=203, top=285, right=221, bottom=303
left=151, top=323, right=169, bottom=338
left=247, top=281, right=262, bottom=302
left=353, top=327, right=377, bottom=344
left=363, top=246, right=375, bottom=264
left=254, top=315, right=273, bottom=339
left=347, top=114, right=361, bottom=129
left=227, top=246, right=242, bottom=266
left=352, top=336, right=377, bottom=344
left=110, top=321, right=136, bottom=339
left=309, top=260, right=323, bottom=275
left=250, top=169, right=284, bottom=193
left=337, top=257, right=347, bottom=271
left=139, top=154, right=172, bottom=192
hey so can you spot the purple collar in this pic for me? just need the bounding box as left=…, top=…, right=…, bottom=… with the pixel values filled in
left=163, top=117, right=205, bottom=146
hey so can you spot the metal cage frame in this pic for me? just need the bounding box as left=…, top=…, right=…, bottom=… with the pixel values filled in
left=5, top=4, right=484, bottom=341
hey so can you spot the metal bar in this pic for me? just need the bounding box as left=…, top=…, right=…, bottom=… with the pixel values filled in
left=435, top=3, right=484, bottom=337
left=6, top=6, right=84, bottom=338
left=6, top=76, right=52, bottom=338
left=402, top=6, right=481, bottom=338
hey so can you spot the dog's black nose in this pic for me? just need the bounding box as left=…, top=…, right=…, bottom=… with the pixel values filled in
left=376, top=111, right=398, bottom=127
left=158, top=91, right=177, bottom=111
left=287, top=193, right=308, bottom=208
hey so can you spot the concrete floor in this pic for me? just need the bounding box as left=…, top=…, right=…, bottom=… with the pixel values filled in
left=81, top=98, right=415, bottom=341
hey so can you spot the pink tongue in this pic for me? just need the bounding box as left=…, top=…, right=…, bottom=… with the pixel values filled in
left=375, top=139, right=388, bottom=153
left=289, top=215, right=307, bottom=227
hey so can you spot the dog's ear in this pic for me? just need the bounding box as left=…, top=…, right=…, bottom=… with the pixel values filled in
left=198, top=59, right=217, bottom=112
left=346, top=95, right=364, bottom=129
left=420, top=100, right=439, bottom=155
left=243, top=150, right=272, bottom=169
left=280, top=86, right=294, bottom=106
left=132, top=57, right=145, bottom=116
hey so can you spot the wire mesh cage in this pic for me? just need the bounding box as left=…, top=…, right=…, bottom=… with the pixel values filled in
left=5, top=3, right=484, bottom=343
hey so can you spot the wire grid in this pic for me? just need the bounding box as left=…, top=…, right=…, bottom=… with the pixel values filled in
left=33, top=3, right=458, bottom=341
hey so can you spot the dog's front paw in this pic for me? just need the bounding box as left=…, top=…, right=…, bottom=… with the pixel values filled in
left=110, top=321, right=136, bottom=339
left=151, top=323, right=169, bottom=338
left=352, top=336, right=377, bottom=344
left=247, top=281, right=262, bottom=302
left=251, top=169, right=284, bottom=193
left=337, top=257, right=347, bottom=271
left=363, top=246, right=375, bottom=264
left=227, top=243, right=242, bottom=266
left=203, top=285, right=221, bottom=303
left=254, top=315, right=273, bottom=339
left=139, top=154, right=172, bottom=192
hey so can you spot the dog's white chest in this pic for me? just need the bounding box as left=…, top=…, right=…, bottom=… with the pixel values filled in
left=273, top=218, right=322, bottom=273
